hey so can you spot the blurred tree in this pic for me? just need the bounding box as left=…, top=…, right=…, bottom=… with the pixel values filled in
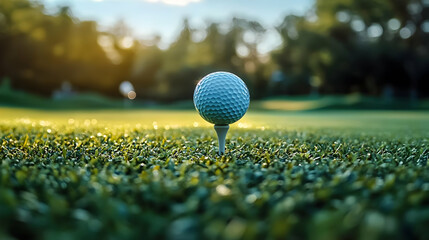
left=229, top=18, right=269, bottom=98
left=151, top=17, right=272, bottom=101
left=273, top=0, right=429, bottom=97
left=0, top=0, right=428, bottom=101
left=0, top=0, right=136, bottom=97
left=131, top=44, right=163, bottom=100
left=158, top=19, right=200, bottom=101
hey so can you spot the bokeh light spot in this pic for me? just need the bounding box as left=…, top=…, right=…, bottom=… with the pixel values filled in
left=336, top=11, right=351, bottom=23
left=367, top=24, right=383, bottom=38
left=127, top=91, right=137, bottom=100
left=119, top=36, right=134, bottom=49
left=388, top=18, right=401, bottom=31
left=421, top=20, right=429, bottom=33
left=351, top=19, right=365, bottom=32
left=236, top=44, right=250, bottom=58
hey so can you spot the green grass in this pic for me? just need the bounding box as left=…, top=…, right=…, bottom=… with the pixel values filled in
left=2, top=84, right=429, bottom=111
left=251, top=95, right=429, bottom=111
left=0, top=108, right=428, bottom=240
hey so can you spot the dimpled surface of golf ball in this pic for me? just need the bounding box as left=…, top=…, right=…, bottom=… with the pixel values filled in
left=193, top=71, right=250, bottom=125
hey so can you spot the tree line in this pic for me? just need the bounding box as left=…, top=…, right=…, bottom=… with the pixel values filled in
left=0, top=0, right=428, bottom=101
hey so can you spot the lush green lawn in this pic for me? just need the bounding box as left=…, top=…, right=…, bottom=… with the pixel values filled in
left=0, top=108, right=428, bottom=239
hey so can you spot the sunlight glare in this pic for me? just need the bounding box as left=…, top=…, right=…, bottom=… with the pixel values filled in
left=120, top=36, right=134, bottom=49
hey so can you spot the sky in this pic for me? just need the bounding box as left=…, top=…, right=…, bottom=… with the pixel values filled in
left=42, top=0, right=314, bottom=52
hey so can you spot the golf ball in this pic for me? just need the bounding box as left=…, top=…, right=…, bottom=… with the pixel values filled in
left=193, top=71, right=250, bottom=125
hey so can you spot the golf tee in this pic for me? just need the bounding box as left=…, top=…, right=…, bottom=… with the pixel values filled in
left=214, top=124, right=229, bottom=155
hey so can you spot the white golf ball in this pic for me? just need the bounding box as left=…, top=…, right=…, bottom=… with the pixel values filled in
left=193, top=71, right=250, bottom=125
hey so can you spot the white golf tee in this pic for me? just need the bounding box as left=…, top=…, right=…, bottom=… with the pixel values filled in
left=214, top=125, right=229, bottom=155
